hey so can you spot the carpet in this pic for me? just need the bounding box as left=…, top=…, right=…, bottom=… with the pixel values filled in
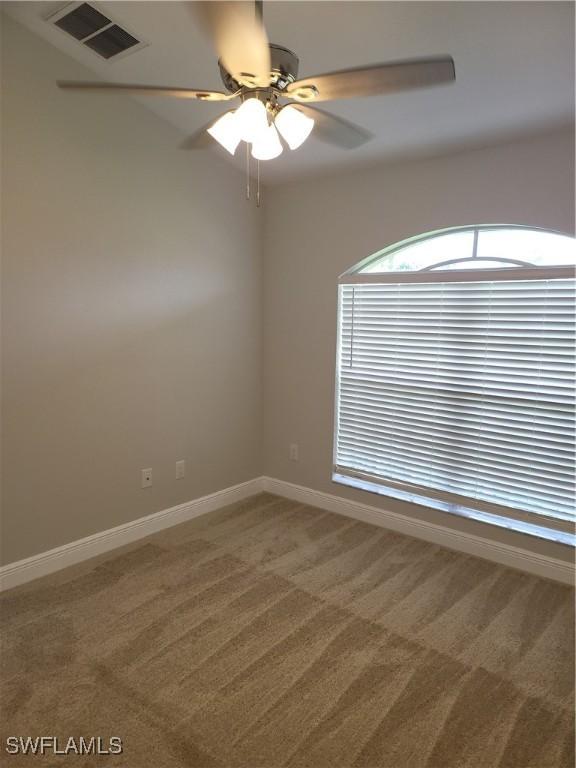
left=1, top=493, right=574, bottom=767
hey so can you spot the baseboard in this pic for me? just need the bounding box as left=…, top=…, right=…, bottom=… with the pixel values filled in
left=0, top=478, right=265, bottom=592
left=261, top=477, right=575, bottom=586
left=2, top=474, right=573, bottom=591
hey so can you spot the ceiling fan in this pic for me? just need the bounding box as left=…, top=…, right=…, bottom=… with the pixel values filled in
left=58, top=1, right=455, bottom=161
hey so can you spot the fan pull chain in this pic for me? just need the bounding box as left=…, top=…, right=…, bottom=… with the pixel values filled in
left=244, top=146, right=262, bottom=207
left=245, top=143, right=250, bottom=200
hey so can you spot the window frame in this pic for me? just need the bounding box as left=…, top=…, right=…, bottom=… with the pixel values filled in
left=342, top=223, right=574, bottom=277
left=333, top=225, right=576, bottom=546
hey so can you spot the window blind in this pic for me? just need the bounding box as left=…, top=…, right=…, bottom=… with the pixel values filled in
left=335, top=275, right=575, bottom=533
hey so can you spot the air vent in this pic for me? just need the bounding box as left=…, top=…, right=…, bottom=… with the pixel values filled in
left=54, top=3, right=110, bottom=41
left=48, top=2, right=147, bottom=60
left=84, top=25, right=139, bottom=59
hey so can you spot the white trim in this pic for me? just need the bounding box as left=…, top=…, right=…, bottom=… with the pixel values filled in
left=261, top=477, right=575, bottom=586
left=2, top=475, right=573, bottom=591
left=332, top=472, right=575, bottom=545
left=340, top=265, right=574, bottom=284
left=0, top=478, right=264, bottom=592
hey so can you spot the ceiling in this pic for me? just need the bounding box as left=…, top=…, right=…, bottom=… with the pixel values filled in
left=3, top=1, right=575, bottom=184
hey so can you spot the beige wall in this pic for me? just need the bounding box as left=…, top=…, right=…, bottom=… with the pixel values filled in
left=1, top=17, right=262, bottom=564
left=262, top=128, right=575, bottom=562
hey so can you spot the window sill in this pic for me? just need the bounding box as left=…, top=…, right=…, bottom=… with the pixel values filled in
left=332, top=473, right=576, bottom=547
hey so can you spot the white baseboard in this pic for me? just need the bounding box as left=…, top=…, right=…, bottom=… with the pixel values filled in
left=261, top=477, right=575, bottom=586
left=2, top=475, right=573, bottom=591
left=0, top=478, right=265, bottom=592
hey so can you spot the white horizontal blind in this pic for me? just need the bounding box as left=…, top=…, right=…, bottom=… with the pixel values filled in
left=335, top=276, right=575, bottom=528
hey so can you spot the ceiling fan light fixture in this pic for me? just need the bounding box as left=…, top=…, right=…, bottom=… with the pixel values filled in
left=207, top=110, right=242, bottom=155
left=251, top=123, right=283, bottom=161
left=275, top=105, right=314, bottom=150
left=234, top=97, right=269, bottom=143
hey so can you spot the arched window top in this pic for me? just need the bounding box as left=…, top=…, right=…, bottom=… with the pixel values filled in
left=350, top=225, right=575, bottom=275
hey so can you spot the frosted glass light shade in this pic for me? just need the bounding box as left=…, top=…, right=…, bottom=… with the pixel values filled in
left=234, top=98, right=269, bottom=143
left=251, top=123, right=283, bottom=160
left=207, top=111, right=241, bottom=155
left=275, top=105, right=314, bottom=150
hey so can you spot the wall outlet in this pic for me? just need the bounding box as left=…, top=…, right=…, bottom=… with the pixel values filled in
left=141, top=468, right=152, bottom=488
left=289, top=443, right=299, bottom=461
left=175, top=460, right=186, bottom=479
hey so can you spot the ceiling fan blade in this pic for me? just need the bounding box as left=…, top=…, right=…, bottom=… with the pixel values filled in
left=286, top=56, right=455, bottom=102
left=293, top=105, right=372, bottom=149
left=57, top=81, right=234, bottom=101
left=191, top=1, right=271, bottom=88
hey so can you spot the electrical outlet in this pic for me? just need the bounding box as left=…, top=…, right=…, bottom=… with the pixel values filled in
left=141, top=468, right=152, bottom=488
left=175, top=460, right=185, bottom=479
left=289, top=443, right=299, bottom=461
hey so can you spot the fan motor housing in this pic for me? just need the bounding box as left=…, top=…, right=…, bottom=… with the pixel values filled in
left=219, top=44, right=299, bottom=93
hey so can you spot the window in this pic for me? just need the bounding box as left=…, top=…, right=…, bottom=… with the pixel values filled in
left=334, top=226, right=575, bottom=545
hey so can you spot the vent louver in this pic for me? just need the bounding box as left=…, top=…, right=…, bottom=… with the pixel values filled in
left=54, top=3, right=110, bottom=40
left=49, top=2, right=146, bottom=60
left=84, top=25, right=139, bottom=59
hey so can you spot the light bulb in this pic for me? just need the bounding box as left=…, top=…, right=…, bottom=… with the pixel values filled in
left=251, top=123, right=283, bottom=161
left=207, top=111, right=242, bottom=155
left=274, top=105, right=314, bottom=150
left=234, top=98, right=269, bottom=143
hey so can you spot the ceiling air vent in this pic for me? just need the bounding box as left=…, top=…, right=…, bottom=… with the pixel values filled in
left=84, top=25, right=140, bottom=59
left=48, top=2, right=147, bottom=60
left=54, top=3, right=110, bottom=40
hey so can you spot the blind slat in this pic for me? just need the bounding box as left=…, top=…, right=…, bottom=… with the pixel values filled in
left=335, top=276, right=576, bottom=525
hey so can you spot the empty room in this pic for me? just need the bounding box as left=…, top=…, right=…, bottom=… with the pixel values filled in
left=1, top=1, right=574, bottom=766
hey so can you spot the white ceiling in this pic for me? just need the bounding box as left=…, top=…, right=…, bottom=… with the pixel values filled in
left=4, top=1, right=575, bottom=183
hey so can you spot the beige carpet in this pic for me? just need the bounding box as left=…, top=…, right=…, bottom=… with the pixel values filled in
left=1, top=493, right=574, bottom=767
